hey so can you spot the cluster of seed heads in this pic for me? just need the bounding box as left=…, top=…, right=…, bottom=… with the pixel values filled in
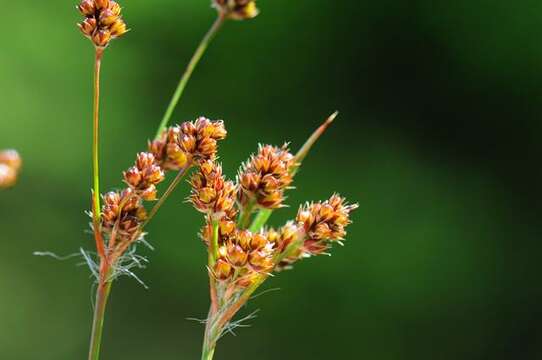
left=213, top=0, right=259, bottom=20
left=149, top=117, right=227, bottom=171
left=238, top=144, right=295, bottom=209
left=98, top=117, right=226, bottom=260
left=0, top=150, right=22, bottom=189
left=190, top=138, right=357, bottom=289
left=77, top=0, right=128, bottom=48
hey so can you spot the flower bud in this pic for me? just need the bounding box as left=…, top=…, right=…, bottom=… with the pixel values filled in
left=141, top=184, right=157, bottom=201
left=99, top=9, right=118, bottom=26
left=78, top=18, right=97, bottom=37
left=110, top=19, right=128, bottom=37
left=77, top=0, right=95, bottom=16
left=0, top=164, right=17, bottom=188
left=227, top=243, right=248, bottom=267
left=92, top=29, right=111, bottom=47
left=124, top=167, right=142, bottom=187
left=214, top=259, right=233, bottom=280
left=0, top=149, right=22, bottom=171
left=95, top=0, right=110, bottom=10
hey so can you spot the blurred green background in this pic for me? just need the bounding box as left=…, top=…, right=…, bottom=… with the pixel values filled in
left=1, top=0, right=541, bottom=359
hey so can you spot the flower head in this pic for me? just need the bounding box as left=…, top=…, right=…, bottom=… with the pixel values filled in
left=150, top=117, right=227, bottom=171
left=190, top=160, right=237, bottom=219
left=213, top=0, right=259, bottom=20
left=77, top=0, right=128, bottom=48
left=0, top=149, right=21, bottom=188
left=238, top=144, right=295, bottom=209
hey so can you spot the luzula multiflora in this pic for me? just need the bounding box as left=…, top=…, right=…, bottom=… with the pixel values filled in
left=192, top=115, right=358, bottom=360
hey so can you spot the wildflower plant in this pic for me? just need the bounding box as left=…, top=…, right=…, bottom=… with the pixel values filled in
left=60, top=0, right=356, bottom=359
left=191, top=113, right=358, bottom=360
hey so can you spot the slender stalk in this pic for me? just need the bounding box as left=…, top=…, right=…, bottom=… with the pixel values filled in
left=143, top=166, right=190, bottom=228
left=155, top=15, right=225, bottom=139
left=237, top=199, right=256, bottom=229
left=92, top=48, right=104, bottom=224
left=209, top=219, right=220, bottom=265
left=201, top=321, right=217, bottom=360
left=248, top=208, right=272, bottom=233
left=92, top=48, right=105, bottom=258
left=88, top=263, right=113, bottom=360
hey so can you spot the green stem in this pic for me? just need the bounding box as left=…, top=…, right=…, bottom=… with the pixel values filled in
left=209, top=219, right=220, bottom=266
left=88, top=266, right=113, bottom=360
left=92, top=48, right=104, bottom=224
left=201, top=316, right=217, bottom=360
left=155, top=15, right=225, bottom=140
left=248, top=208, right=272, bottom=233
left=142, top=166, right=190, bottom=228
left=238, top=200, right=256, bottom=229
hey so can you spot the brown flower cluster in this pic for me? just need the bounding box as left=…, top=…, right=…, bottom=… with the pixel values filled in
left=150, top=117, right=227, bottom=171
left=190, top=138, right=356, bottom=288
left=97, top=117, right=227, bottom=259
left=101, top=152, right=164, bottom=253
left=213, top=0, right=259, bottom=20
left=190, top=161, right=237, bottom=219
left=238, top=144, right=295, bottom=209
left=0, top=150, right=22, bottom=189
left=77, top=0, right=128, bottom=48
left=213, top=228, right=274, bottom=284
left=275, top=194, right=358, bottom=270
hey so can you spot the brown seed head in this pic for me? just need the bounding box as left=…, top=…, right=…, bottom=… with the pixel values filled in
left=213, top=0, right=259, bottom=20
left=77, top=0, right=128, bottom=48
left=0, top=164, right=17, bottom=188
left=190, top=160, right=237, bottom=219
left=0, top=150, right=22, bottom=188
left=238, top=144, right=295, bottom=209
left=297, top=194, right=358, bottom=253
left=150, top=117, right=227, bottom=171
left=123, top=152, right=165, bottom=196
left=0, top=149, right=22, bottom=171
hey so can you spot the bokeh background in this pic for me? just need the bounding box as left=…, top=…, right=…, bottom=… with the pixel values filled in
left=1, top=0, right=541, bottom=359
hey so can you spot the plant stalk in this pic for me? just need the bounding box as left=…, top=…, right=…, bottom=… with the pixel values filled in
left=155, top=15, right=225, bottom=139
left=92, top=48, right=104, bottom=225
left=143, top=166, right=190, bottom=228
left=88, top=263, right=113, bottom=360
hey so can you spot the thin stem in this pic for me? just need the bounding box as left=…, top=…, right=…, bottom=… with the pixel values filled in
left=143, top=166, right=190, bottom=228
left=237, top=199, right=256, bottom=229
left=248, top=208, right=272, bottom=233
left=201, top=317, right=217, bottom=360
left=92, top=48, right=105, bottom=259
left=291, top=111, right=338, bottom=176
left=209, top=219, right=220, bottom=265
left=155, top=15, right=225, bottom=140
left=88, top=263, right=113, bottom=360
left=92, top=48, right=104, bottom=226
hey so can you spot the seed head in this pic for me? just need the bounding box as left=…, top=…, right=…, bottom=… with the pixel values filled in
left=0, top=149, right=22, bottom=172
left=101, top=188, right=147, bottom=243
left=238, top=144, right=295, bottom=209
left=77, top=0, right=128, bottom=48
left=0, top=165, right=17, bottom=188
left=0, top=150, right=21, bottom=188
left=123, top=152, right=165, bottom=200
left=190, top=160, right=237, bottom=219
left=298, top=195, right=357, bottom=242
left=213, top=0, right=259, bottom=20
left=150, top=117, right=227, bottom=171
